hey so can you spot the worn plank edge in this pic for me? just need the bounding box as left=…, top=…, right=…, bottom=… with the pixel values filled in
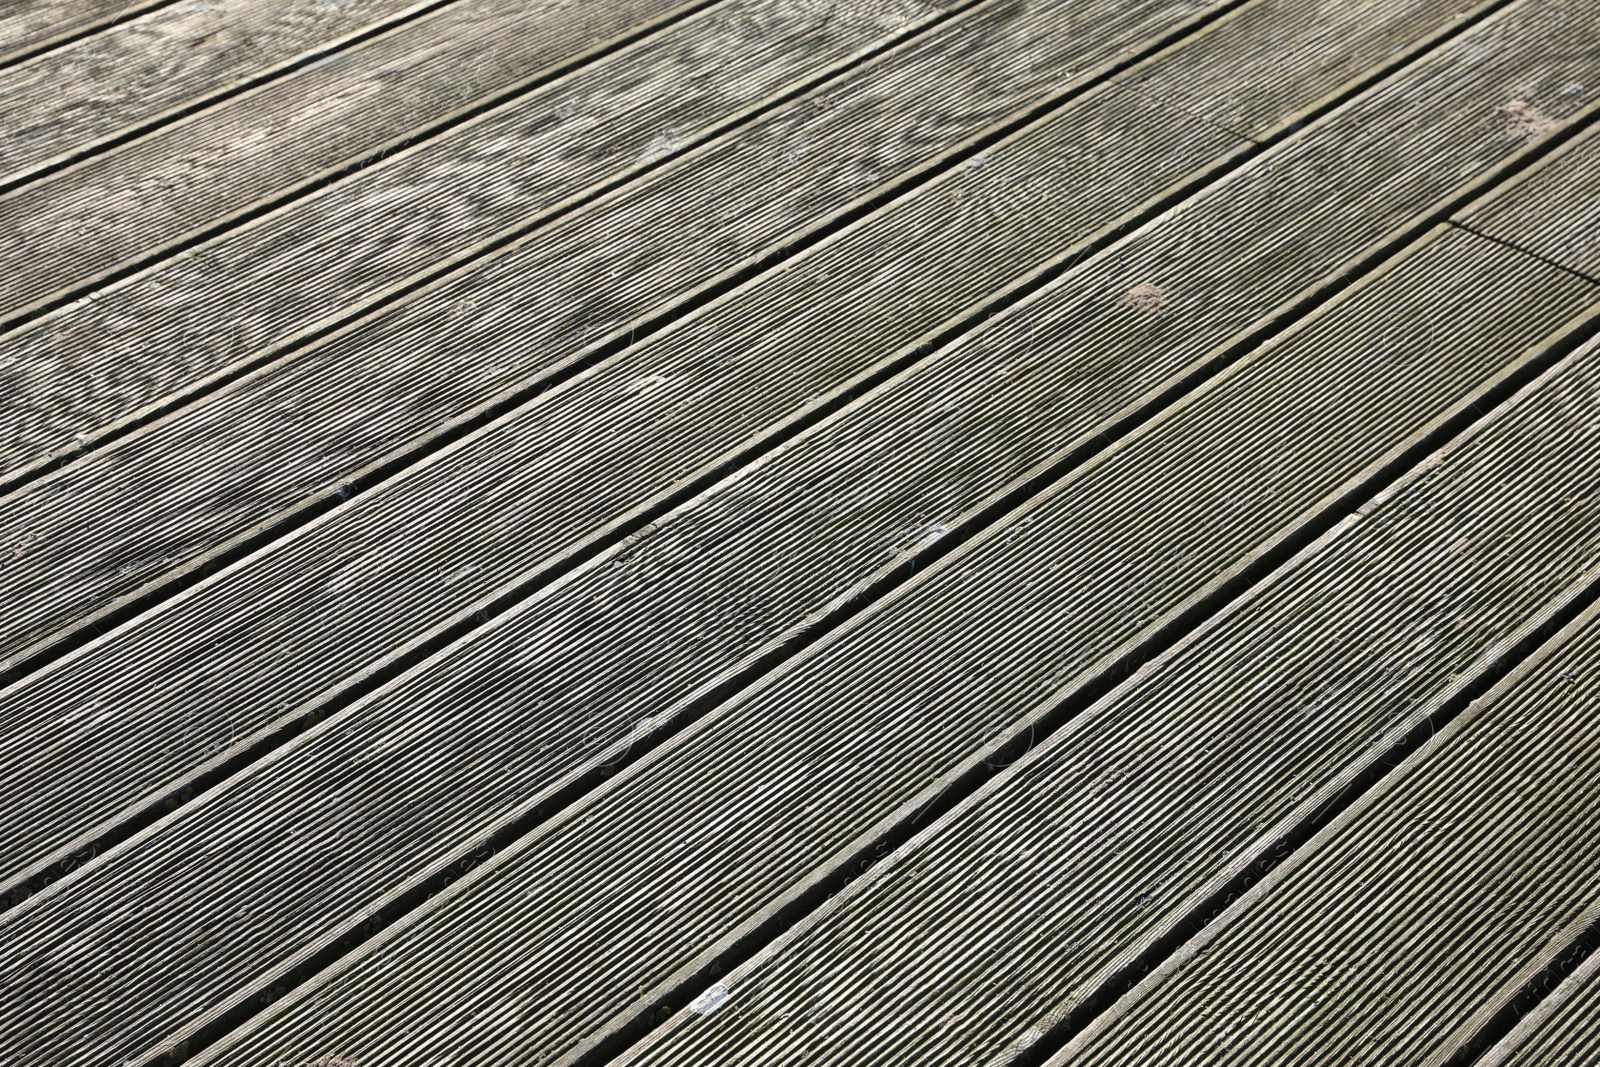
left=1476, top=902, right=1600, bottom=1067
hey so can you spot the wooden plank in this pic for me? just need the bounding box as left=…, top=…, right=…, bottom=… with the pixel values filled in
left=0, top=0, right=973, bottom=479
left=0, top=7, right=1593, bottom=1063
left=1054, top=535, right=1600, bottom=1067
left=0, top=0, right=1554, bottom=690
left=1457, top=119, right=1600, bottom=279
left=0, top=0, right=175, bottom=67
left=1482, top=897, right=1600, bottom=1066
left=180, top=235, right=1600, bottom=1065
left=0, top=0, right=437, bottom=188
left=0, top=0, right=1535, bottom=897
left=0, top=0, right=711, bottom=320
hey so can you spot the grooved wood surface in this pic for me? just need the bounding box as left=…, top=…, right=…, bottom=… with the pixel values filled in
left=1458, top=120, right=1600, bottom=279
left=0, top=0, right=168, bottom=65
left=0, top=0, right=706, bottom=317
left=0, top=0, right=968, bottom=477
left=0, top=0, right=1248, bottom=667
left=1056, top=490, right=1600, bottom=1066
left=9, top=0, right=1600, bottom=1062
left=0, top=0, right=1552, bottom=920
left=0, top=4, right=1244, bottom=921
left=1485, top=902, right=1600, bottom=1065
left=0, top=0, right=431, bottom=187
left=186, top=227, right=1600, bottom=1067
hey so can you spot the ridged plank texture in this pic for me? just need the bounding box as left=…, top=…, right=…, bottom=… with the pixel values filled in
left=1117, top=0, right=1440, bottom=141
left=1458, top=119, right=1600, bottom=279
left=1058, top=527, right=1600, bottom=1067
left=0, top=0, right=707, bottom=319
left=0, top=0, right=1545, bottom=906
left=5, top=228, right=1589, bottom=1067
left=0, top=0, right=430, bottom=187
left=0, top=0, right=1245, bottom=667
left=2, top=6, right=1580, bottom=1063
left=0, top=0, right=964, bottom=480
left=1484, top=902, right=1600, bottom=1065
left=0, top=67, right=1244, bottom=1045
left=604, top=238, right=1600, bottom=1067
left=0, top=0, right=170, bottom=65
left=184, top=242, right=1600, bottom=1066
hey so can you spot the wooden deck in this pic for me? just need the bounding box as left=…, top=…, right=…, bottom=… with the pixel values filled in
left=2, top=0, right=1599, bottom=1063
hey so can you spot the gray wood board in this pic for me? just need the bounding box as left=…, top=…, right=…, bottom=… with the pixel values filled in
left=0, top=0, right=432, bottom=187
left=1055, top=513, right=1600, bottom=1066
left=1457, top=118, right=1600, bottom=279
left=186, top=229, right=1600, bottom=1066
left=0, top=0, right=704, bottom=318
left=0, top=0, right=972, bottom=478
left=0, top=0, right=171, bottom=66
left=5, top=10, right=1596, bottom=1060
left=0, top=0, right=1275, bottom=671
left=0, top=0, right=1550, bottom=695
left=0, top=0, right=1544, bottom=907
left=1482, top=844, right=1600, bottom=1067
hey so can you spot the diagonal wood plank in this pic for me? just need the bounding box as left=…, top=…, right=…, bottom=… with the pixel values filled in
left=0, top=0, right=444, bottom=188
left=0, top=0, right=1551, bottom=712
left=613, top=265, right=1600, bottom=1067
left=0, top=0, right=1257, bottom=898
left=0, top=0, right=1267, bottom=674
left=0, top=4, right=1593, bottom=1062
left=187, top=210, right=1600, bottom=1067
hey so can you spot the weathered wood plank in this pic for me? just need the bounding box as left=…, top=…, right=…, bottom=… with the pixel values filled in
left=1052, top=513, right=1600, bottom=1067
left=0, top=0, right=712, bottom=320
left=1482, top=885, right=1600, bottom=1065
left=184, top=236, right=1600, bottom=1065
left=0, top=0, right=968, bottom=479
left=1, top=4, right=1592, bottom=1062
left=1457, top=118, right=1600, bottom=279
left=0, top=0, right=1257, bottom=670
left=0, top=0, right=434, bottom=188
left=0, top=0, right=174, bottom=67
left=0, top=0, right=1537, bottom=895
